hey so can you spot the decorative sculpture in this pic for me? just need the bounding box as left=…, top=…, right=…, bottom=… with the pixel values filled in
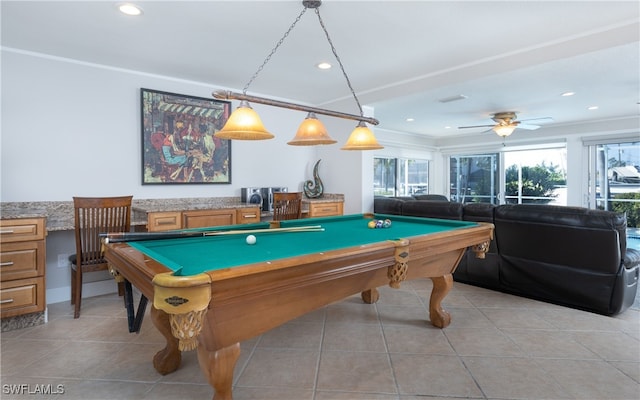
left=304, top=160, right=324, bottom=198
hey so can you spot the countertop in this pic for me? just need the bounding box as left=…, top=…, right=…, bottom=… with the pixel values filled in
left=1, top=194, right=344, bottom=231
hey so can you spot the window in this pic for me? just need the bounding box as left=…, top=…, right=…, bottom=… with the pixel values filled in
left=374, top=157, right=428, bottom=197
left=450, top=154, right=498, bottom=203
left=449, top=146, right=567, bottom=205
left=588, top=140, right=640, bottom=228
left=504, top=148, right=567, bottom=205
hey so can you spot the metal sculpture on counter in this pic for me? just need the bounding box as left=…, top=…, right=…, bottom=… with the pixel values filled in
left=304, top=160, right=324, bottom=198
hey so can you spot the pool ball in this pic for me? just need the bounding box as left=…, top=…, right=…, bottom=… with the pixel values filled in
left=246, top=234, right=257, bottom=245
left=368, top=220, right=377, bottom=229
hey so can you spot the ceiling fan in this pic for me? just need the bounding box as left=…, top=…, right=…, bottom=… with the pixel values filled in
left=458, top=112, right=552, bottom=137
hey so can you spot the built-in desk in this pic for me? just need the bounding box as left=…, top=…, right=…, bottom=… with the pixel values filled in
left=132, top=198, right=260, bottom=232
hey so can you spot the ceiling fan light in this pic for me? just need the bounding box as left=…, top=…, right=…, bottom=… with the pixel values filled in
left=214, top=100, right=274, bottom=140
left=341, top=121, right=383, bottom=150
left=493, top=124, right=516, bottom=137
left=288, top=112, right=337, bottom=146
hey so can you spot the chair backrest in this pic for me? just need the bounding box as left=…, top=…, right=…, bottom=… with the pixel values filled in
left=73, top=196, right=132, bottom=265
left=272, top=192, right=302, bottom=221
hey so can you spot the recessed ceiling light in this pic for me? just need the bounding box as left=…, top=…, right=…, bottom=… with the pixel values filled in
left=316, top=62, right=332, bottom=70
left=587, top=106, right=599, bottom=110
left=561, top=91, right=575, bottom=97
left=118, top=3, right=143, bottom=16
left=406, top=118, right=415, bottom=122
left=444, top=126, right=452, bottom=129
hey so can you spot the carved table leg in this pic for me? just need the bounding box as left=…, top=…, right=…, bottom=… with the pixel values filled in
left=150, top=305, right=182, bottom=375
left=361, top=288, right=379, bottom=304
left=197, top=342, right=241, bottom=400
left=429, top=274, right=453, bottom=328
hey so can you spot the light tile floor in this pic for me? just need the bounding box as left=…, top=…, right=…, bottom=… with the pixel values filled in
left=1, top=280, right=638, bottom=400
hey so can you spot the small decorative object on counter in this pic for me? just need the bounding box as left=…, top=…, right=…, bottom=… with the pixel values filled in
left=303, top=159, right=324, bottom=199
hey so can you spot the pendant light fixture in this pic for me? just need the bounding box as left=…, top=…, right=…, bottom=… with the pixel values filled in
left=492, top=124, right=517, bottom=137
left=213, top=0, right=382, bottom=150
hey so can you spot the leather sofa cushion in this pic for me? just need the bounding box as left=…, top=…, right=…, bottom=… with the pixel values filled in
left=401, top=200, right=463, bottom=220
left=463, top=203, right=496, bottom=223
left=414, top=194, right=449, bottom=201
left=373, top=197, right=404, bottom=215
left=495, top=205, right=623, bottom=274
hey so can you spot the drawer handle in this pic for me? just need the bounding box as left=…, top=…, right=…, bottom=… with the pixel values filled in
left=0, top=230, right=15, bottom=234
left=0, top=261, right=14, bottom=267
left=0, top=299, right=14, bottom=304
left=244, top=214, right=257, bottom=218
left=157, top=220, right=176, bottom=225
left=322, top=208, right=334, bottom=212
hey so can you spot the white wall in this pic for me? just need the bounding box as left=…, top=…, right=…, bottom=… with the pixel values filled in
left=0, top=50, right=320, bottom=201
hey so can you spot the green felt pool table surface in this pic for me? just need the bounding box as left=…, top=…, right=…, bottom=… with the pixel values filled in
left=127, top=213, right=479, bottom=276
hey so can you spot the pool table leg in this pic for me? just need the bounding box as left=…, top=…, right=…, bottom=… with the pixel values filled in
left=150, top=305, right=182, bottom=375
left=361, top=288, right=380, bottom=304
left=197, top=342, right=240, bottom=400
left=429, top=274, right=453, bottom=328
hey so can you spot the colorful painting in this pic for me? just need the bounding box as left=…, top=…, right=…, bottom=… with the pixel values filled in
left=141, top=88, right=231, bottom=184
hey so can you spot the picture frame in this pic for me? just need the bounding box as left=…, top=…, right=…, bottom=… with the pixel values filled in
left=141, top=88, right=232, bottom=184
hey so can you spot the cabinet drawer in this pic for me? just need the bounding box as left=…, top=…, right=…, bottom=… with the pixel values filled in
left=237, top=208, right=261, bottom=224
left=0, top=218, right=45, bottom=243
left=309, top=202, right=344, bottom=217
left=0, top=241, right=45, bottom=281
left=183, top=210, right=236, bottom=229
left=0, top=277, right=45, bottom=318
left=148, top=212, right=182, bottom=232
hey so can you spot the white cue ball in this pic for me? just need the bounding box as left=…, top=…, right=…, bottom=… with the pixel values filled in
left=246, top=234, right=257, bottom=245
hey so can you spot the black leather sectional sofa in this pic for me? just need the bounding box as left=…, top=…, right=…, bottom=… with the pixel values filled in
left=374, top=196, right=640, bottom=315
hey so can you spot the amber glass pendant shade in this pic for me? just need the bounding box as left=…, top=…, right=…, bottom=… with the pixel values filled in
left=287, top=112, right=337, bottom=146
left=214, top=100, right=274, bottom=140
left=341, top=121, right=383, bottom=150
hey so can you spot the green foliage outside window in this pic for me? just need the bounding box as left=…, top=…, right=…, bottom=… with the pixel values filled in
left=504, top=162, right=566, bottom=204
left=610, top=192, right=640, bottom=228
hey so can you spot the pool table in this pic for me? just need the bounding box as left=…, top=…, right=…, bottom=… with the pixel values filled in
left=104, top=213, right=493, bottom=400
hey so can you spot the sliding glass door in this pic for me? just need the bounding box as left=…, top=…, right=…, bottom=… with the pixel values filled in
left=449, top=146, right=567, bottom=205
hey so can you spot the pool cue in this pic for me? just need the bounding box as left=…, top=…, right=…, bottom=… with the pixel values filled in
left=101, top=225, right=324, bottom=243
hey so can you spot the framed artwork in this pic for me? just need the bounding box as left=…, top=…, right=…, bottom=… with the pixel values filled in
left=141, top=88, right=232, bottom=184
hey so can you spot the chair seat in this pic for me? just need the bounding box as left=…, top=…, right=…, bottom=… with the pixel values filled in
left=69, top=254, right=109, bottom=272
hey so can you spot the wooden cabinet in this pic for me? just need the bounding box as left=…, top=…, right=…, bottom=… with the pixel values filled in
left=146, top=207, right=261, bottom=232
left=147, top=211, right=182, bottom=232
left=306, top=201, right=344, bottom=218
left=183, top=209, right=236, bottom=229
left=236, top=208, right=261, bottom=225
left=0, top=218, right=46, bottom=318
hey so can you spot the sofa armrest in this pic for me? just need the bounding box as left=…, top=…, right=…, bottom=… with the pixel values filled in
left=624, top=248, right=640, bottom=270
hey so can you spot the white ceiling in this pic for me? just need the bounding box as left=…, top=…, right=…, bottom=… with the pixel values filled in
left=2, top=0, right=639, bottom=139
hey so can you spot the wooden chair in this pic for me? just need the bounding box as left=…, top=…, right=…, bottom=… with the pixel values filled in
left=70, top=196, right=132, bottom=318
left=272, top=192, right=303, bottom=221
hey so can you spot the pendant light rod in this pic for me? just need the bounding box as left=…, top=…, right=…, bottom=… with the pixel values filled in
left=213, top=90, right=379, bottom=126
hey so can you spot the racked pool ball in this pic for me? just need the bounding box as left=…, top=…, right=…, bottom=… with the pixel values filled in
left=368, top=220, right=377, bottom=229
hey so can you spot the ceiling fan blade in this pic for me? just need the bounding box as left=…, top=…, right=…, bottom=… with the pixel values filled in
left=458, top=124, right=495, bottom=129
left=517, top=123, right=541, bottom=130
left=519, top=117, right=553, bottom=124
